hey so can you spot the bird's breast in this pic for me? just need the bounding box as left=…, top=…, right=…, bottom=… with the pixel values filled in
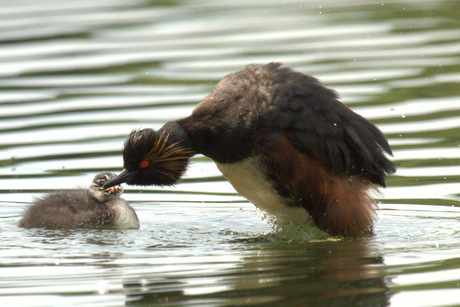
left=215, top=158, right=309, bottom=225
left=108, top=199, right=140, bottom=229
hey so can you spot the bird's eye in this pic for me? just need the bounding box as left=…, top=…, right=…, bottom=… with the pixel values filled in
left=139, top=160, right=150, bottom=168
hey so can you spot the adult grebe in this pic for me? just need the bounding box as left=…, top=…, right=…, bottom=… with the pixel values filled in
left=103, top=63, right=395, bottom=237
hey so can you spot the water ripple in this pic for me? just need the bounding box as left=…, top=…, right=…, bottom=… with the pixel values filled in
left=0, top=0, right=459, bottom=306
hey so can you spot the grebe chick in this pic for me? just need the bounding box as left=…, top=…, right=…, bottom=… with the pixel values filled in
left=104, top=63, right=396, bottom=237
left=19, top=172, right=139, bottom=229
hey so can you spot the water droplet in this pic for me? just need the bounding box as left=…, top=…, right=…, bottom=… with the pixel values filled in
left=140, top=278, right=149, bottom=292
left=401, top=114, right=406, bottom=118
left=97, top=280, right=109, bottom=295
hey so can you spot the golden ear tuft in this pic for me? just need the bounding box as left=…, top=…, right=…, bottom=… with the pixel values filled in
left=146, top=132, right=193, bottom=182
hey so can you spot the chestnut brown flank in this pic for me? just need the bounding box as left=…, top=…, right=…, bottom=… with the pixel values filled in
left=263, top=133, right=375, bottom=237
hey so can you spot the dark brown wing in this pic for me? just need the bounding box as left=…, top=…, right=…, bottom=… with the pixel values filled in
left=264, top=63, right=396, bottom=186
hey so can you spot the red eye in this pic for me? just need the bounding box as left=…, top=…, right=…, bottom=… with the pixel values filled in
left=139, top=160, right=149, bottom=168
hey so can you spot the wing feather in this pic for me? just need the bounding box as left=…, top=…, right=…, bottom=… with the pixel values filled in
left=262, top=63, right=395, bottom=186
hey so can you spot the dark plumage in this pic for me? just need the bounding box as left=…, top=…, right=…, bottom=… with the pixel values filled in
left=104, top=63, right=396, bottom=237
left=19, top=172, right=139, bottom=229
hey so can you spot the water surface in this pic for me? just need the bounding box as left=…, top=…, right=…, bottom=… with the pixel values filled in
left=1, top=0, right=460, bottom=306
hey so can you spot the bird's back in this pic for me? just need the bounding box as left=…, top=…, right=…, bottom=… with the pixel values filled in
left=19, top=190, right=113, bottom=229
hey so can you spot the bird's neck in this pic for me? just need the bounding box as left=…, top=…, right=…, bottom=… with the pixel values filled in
left=158, top=121, right=195, bottom=154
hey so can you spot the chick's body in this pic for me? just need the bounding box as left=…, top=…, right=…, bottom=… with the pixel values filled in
left=19, top=172, right=139, bottom=229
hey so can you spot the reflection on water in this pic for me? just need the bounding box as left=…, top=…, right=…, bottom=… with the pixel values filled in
left=124, top=240, right=389, bottom=306
left=1, top=0, right=460, bottom=306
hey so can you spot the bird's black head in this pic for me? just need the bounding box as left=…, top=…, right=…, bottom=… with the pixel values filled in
left=103, top=128, right=193, bottom=188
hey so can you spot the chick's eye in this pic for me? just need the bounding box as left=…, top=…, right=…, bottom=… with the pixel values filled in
left=139, top=160, right=150, bottom=169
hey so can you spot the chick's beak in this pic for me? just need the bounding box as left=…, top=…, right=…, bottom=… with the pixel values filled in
left=103, top=169, right=138, bottom=188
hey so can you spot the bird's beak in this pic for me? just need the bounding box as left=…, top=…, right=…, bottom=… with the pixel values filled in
left=103, top=169, right=138, bottom=188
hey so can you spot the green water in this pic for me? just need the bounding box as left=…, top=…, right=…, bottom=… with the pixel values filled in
left=1, top=0, right=460, bottom=306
